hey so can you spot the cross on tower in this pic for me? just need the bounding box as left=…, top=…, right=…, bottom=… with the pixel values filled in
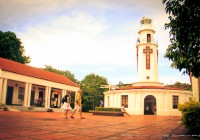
left=143, top=46, right=153, bottom=69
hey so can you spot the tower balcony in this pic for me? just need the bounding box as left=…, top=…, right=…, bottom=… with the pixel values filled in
left=136, top=37, right=158, bottom=45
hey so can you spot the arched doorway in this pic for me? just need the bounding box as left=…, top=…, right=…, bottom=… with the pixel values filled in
left=144, top=95, right=156, bottom=115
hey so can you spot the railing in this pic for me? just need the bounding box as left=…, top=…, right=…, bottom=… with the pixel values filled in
left=136, top=38, right=158, bottom=45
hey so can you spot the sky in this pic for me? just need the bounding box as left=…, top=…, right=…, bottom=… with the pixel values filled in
left=0, top=0, right=191, bottom=85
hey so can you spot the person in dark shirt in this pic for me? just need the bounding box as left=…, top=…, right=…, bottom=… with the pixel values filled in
left=61, top=93, right=71, bottom=119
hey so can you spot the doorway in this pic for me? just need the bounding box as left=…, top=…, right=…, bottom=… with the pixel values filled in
left=30, top=90, right=35, bottom=106
left=50, top=92, right=58, bottom=108
left=6, top=86, right=14, bottom=105
left=144, top=95, right=156, bottom=115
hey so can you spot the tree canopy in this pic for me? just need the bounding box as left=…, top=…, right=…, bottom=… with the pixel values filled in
left=81, top=73, right=108, bottom=95
left=81, top=73, right=108, bottom=111
left=166, top=81, right=192, bottom=91
left=0, top=31, right=30, bottom=64
left=162, top=0, right=200, bottom=78
left=43, top=65, right=78, bottom=83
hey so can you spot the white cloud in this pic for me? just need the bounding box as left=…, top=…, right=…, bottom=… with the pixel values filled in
left=19, top=12, right=135, bottom=69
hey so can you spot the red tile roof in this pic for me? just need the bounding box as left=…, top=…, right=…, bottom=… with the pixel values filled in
left=117, top=86, right=185, bottom=90
left=0, top=57, right=79, bottom=87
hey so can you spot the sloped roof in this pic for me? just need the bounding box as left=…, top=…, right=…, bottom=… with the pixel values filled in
left=0, top=57, right=79, bottom=87
left=117, top=85, right=185, bottom=90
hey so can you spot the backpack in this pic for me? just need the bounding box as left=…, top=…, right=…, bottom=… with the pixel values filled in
left=61, top=95, right=66, bottom=103
left=62, top=95, right=71, bottom=103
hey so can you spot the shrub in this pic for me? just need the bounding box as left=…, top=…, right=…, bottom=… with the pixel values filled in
left=95, top=107, right=121, bottom=112
left=47, top=108, right=53, bottom=112
left=28, top=105, right=36, bottom=111
left=178, top=99, right=200, bottom=134
left=3, top=106, right=9, bottom=111
left=0, top=103, right=5, bottom=109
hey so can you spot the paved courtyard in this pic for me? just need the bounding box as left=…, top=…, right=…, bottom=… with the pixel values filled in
left=0, top=110, right=196, bottom=140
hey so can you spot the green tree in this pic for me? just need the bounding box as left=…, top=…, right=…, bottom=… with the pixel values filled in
left=81, top=73, right=108, bottom=111
left=43, top=65, right=78, bottom=83
left=0, top=31, right=30, bottom=64
left=162, top=0, right=200, bottom=78
left=166, top=81, right=192, bottom=91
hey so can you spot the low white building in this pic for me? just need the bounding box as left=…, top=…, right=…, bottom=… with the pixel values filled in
left=0, top=58, right=79, bottom=108
left=104, top=17, right=192, bottom=116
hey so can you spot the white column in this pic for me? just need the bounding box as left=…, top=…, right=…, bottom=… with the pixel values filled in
left=23, top=83, right=29, bottom=106
left=1, top=78, right=7, bottom=104
left=47, top=87, right=51, bottom=108
left=27, top=83, right=32, bottom=107
left=0, top=78, right=3, bottom=103
left=104, top=93, right=107, bottom=107
left=62, top=89, right=65, bottom=98
left=116, top=93, right=119, bottom=108
left=113, top=93, right=115, bottom=107
left=107, top=94, right=110, bottom=108
left=110, top=94, right=113, bottom=107
left=45, top=86, right=49, bottom=108
left=107, top=91, right=111, bottom=107
left=59, top=89, right=65, bottom=107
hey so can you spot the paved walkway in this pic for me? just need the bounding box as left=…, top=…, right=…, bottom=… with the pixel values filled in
left=0, top=111, right=196, bottom=140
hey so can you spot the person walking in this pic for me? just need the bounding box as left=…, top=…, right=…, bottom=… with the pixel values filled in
left=70, top=89, right=85, bottom=119
left=100, top=100, right=104, bottom=107
left=61, top=92, right=71, bottom=119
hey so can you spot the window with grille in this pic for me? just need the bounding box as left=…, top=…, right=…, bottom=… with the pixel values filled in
left=121, top=95, right=128, bottom=108
left=18, top=87, right=25, bottom=100
left=172, top=95, right=179, bottom=109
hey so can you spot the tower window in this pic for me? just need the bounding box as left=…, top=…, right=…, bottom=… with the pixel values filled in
left=147, top=34, right=151, bottom=42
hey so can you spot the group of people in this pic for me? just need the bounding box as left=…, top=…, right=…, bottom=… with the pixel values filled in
left=61, top=89, right=84, bottom=119
left=62, top=89, right=157, bottom=118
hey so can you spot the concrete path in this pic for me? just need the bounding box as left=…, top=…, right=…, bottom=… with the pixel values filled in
left=0, top=111, right=196, bottom=140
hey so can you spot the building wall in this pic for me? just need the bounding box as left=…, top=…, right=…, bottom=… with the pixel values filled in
left=104, top=89, right=192, bottom=116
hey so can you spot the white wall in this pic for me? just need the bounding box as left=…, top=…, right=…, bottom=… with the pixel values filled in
left=104, top=89, right=192, bottom=116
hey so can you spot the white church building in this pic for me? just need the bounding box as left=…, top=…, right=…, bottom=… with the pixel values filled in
left=103, top=17, right=192, bottom=116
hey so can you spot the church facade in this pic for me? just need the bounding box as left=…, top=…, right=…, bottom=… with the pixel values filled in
left=104, top=17, right=192, bottom=116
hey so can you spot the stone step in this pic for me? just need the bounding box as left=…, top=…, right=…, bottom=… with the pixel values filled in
left=6, top=105, right=64, bottom=112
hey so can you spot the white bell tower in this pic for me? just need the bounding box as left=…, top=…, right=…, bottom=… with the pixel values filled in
left=133, top=17, right=163, bottom=86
